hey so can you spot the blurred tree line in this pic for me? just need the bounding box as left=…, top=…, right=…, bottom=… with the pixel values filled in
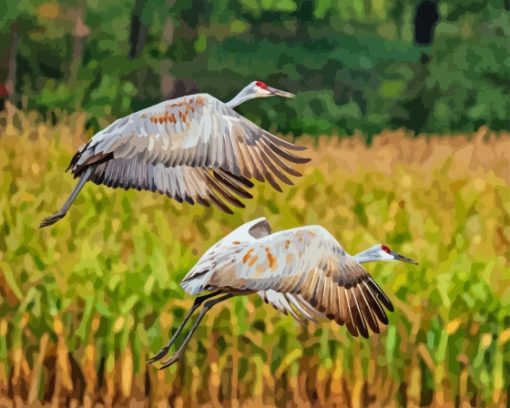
left=0, top=0, right=508, bottom=136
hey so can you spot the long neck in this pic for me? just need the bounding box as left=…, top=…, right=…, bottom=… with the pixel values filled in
left=225, top=89, right=256, bottom=108
left=352, top=248, right=378, bottom=264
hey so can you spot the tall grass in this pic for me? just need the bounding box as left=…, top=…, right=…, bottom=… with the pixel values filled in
left=0, top=111, right=509, bottom=407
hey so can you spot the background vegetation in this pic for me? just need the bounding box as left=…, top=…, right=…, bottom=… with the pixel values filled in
left=0, top=111, right=509, bottom=406
left=0, top=0, right=509, bottom=136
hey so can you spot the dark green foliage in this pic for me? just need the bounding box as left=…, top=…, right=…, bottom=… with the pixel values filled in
left=0, top=0, right=508, bottom=136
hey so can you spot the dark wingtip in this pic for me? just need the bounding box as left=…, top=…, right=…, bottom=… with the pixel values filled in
left=184, top=195, right=195, bottom=205
left=264, top=173, right=282, bottom=192
left=360, top=330, right=370, bottom=339
left=378, top=312, right=389, bottom=325
left=219, top=170, right=255, bottom=188
left=196, top=197, right=211, bottom=208
left=288, top=144, right=308, bottom=151
left=347, top=325, right=359, bottom=338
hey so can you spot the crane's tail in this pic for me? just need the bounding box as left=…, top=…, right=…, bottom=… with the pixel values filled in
left=39, top=167, right=92, bottom=228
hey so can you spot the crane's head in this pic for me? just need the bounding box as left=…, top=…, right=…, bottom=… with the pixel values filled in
left=251, top=81, right=295, bottom=98
left=378, top=245, right=418, bottom=264
left=252, top=80, right=294, bottom=99
left=354, top=244, right=418, bottom=265
left=226, top=80, right=295, bottom=108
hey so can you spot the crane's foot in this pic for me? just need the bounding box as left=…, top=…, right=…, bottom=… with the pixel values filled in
left=147, top=346, right=171, bottom=365
left=158, top=351, right=182, bottom=370
left=39, top=211, right=65, bottom=228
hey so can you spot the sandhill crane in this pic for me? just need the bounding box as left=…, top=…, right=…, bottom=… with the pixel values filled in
left=40, top=81, right=309, bottom=227
left=148, top=217, right=418, bottom=369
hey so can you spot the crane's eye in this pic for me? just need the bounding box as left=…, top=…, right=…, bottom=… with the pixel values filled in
left=381, top=245, right=391, bottom=254
left=255, top=81, right=268, bottom=89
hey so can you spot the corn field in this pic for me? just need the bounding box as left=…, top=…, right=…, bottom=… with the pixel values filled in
left=0, top=111, right=509, bottom=407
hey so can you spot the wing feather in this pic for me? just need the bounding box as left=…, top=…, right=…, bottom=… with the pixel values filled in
left=261, top=291, right=303, bottom=323
left=212, top=171, right=253, bottom=199
left=259, top=149, right=294, bottom=185
left=357, top=286, right=380, bottom=333
left=90, top=159, right=252, bottom=213
left=286, top=294, right=320, bottom=322
left=361, top=281, right=389, bottom=324
left=258, top=290, right=320, bottom=324
left=261, top=146, right=302, bottom=177
left=344, top=291, right=359, bottom=337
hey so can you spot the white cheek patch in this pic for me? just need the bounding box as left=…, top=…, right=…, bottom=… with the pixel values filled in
left=382, top=251, right=394, bottom=261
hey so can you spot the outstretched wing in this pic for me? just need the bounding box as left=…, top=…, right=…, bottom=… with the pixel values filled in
left=69, top=94, right=309, bottom=211
left=182, top=225, right=394, bottom=338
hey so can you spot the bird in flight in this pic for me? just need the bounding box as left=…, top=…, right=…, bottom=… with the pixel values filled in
left=148, top=217, right=418, bottom=369
left=40, top=81, right=310, bottom=227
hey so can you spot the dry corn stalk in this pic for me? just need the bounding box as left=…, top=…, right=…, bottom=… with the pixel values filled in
left=82, top=314, right=100, bottom=408
left=120, top=346, right=134, bottom=398
left=51, top=315, right=73, bottom=408
left=207, top=330, right=222, bottom=408
left=28, top=333, right=49, bottom=405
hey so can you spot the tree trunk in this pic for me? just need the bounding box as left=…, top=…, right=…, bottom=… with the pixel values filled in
left=414, top=0, right=439, bottom=45
left=5, top=23, right=20, bottom=117
left=69, top=7, right=90, bottom=85
left=160, top=0, right=176, bottom=99
left=363, top=0, right=372, bottom=16
left=129, top=0, right=149, bottom=58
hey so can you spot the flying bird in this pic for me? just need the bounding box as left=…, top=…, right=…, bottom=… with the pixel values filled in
left=40, top=81, right=309, bottom=227
left=148, top=217, right=418, bottom=369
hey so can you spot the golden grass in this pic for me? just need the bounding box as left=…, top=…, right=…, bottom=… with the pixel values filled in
left=0, top=111, right=509, bottom=407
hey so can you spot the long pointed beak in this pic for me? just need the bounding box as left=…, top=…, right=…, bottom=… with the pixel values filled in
left=391, top=251, right=418, bottom=265
left=268, top=86, right=295, bottom=98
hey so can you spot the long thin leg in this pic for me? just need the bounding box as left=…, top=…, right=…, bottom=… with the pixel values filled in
left=147, top=291, right=222, bottom=364
left=39, top=167, right=93, bottom=228
left=159, top=293, right=234, bottom=370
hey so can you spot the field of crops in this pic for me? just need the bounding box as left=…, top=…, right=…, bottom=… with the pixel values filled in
left=0, top=111, right=509, bottom=407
